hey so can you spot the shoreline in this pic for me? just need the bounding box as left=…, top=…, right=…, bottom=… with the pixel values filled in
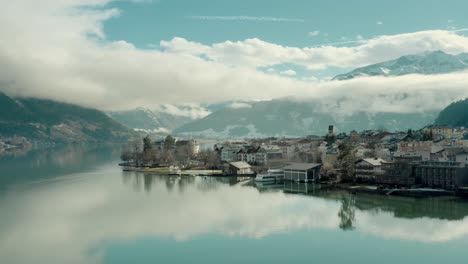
left=120, top=164, right=463, bottom=198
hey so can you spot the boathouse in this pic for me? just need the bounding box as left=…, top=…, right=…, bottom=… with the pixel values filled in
left=227, top=161, right=254, bottom=176
left=283, top=163, right=321, bottom=183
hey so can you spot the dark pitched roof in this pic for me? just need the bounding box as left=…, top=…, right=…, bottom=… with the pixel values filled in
left=283, top=163, right=321, bottom=170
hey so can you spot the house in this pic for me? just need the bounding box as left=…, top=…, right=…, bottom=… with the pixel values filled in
left=227, top=161, right=254, bottom=176
left=237, top=146, right=268, bottom=165
left=424, top=126, right=454, bottom=139
left=261, top=145, right=283, bottom=160
left=354, top=145, right=372, bottom=159
left=393, top=150, right=431, bottom=161
left=355, top=158, right=387, bottom=180
left=283, top=163, right=321, bottom=183
left=295, top=138, right=314, bottom=152
left=219, top=144, right=243, bottom=162
left=398, top=141, right=433, bottom=152
left=431, top=147, right=462, bottom=162
left=276, top=141, right=296, bottom=159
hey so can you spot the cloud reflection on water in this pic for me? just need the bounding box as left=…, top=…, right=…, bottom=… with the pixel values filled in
left=1, top=166, right=468, bottom=264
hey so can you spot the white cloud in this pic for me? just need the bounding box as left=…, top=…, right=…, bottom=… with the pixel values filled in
left=187, top=16, right=305, bottom=23
left=377, top=21, right=383, bottom=25
left=308, top=30, right=320, bottom=37
left=280, top=69, right=297, bottom=76
left=161, top=30, right=468, bottom=70
left=1, top=0, right=468, bottom=114
left=151, top=104, right=211, bottom=119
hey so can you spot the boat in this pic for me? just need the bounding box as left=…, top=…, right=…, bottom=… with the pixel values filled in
left=254, top=169, right=284, bottom=183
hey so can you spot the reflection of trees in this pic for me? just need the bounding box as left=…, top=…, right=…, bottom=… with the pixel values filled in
left=178, top=176, right=196, bottom=193
left=338, top=195, right=356, bottom=231
left=143, top=174, right=154, bottom=192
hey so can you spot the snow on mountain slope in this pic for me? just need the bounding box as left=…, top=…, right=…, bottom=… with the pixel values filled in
left=333, top=50, right=468, bottom=80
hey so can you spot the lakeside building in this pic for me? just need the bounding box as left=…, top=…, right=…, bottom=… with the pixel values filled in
left=226, top=161, right=254, bottom=176
left=355, top=158, right=387, bottom=181
left=376, top=157, right=419, bottom=186
left=416, top=161, right=468, bottom=190
left=283, top=163, right=321, bottom=183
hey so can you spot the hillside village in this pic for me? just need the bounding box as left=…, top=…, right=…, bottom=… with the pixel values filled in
left=122, top=124, right=468, bottom=193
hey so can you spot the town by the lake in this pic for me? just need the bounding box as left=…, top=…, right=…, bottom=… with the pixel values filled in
left=121, top=125, right=468, bottom=198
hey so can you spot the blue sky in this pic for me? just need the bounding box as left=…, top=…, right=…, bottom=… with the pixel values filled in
left=103, top=0, right=468, bottom=48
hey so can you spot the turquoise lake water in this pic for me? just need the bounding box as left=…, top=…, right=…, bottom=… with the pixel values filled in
left=1, top=145, right=468, bottom=264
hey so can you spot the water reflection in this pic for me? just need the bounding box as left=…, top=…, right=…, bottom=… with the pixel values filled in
left=338, top=196, right=356, bottom=231
left=0, top=144, right=121, bottom=190
left=3, top=148, right=468, bottom=263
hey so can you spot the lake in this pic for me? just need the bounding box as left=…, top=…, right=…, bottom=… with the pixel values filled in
left=1, top=145, right=468, bottom=264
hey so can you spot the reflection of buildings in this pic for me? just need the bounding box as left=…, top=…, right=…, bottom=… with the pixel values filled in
left=283, top=182, right=318, bottom=194
left=351, top=194, right=468, bottom=221
left=253, top=182, right=468, bottom=221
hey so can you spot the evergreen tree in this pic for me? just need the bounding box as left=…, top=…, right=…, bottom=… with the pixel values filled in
left=337, top=142, right=356, bottom=180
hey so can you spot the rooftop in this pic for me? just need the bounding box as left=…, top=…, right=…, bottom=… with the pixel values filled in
left=229, top=161, right=252, bottom=169
left=360, top=158, right=387, bottom=166
left=283, top=163, right=321, bottom=170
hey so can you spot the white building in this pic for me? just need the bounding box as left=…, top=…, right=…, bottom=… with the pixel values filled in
left=355, top=158, right=387, bottom=180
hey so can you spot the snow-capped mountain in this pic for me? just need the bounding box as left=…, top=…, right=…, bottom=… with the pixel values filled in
left=333, top=50, right=468, bottom=81
left=174, top=99, right=438, bottom=138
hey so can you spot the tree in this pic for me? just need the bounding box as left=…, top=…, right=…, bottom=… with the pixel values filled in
left=143, top=136, right=153, bottom=153
left=338, top=142, right=356, bottom=180
left=422, top=130, right=434, bottom=141
left=320, top=162, right=335, bottom=179
left=407, top=129, right=413, bottom=137
left=198, top=149, right=221, bottom=169
left=120, top=150, right=133, bottom=163
left=164, top=135, right=176, bottom=152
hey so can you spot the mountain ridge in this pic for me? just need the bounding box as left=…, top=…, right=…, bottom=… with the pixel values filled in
left=0, top=92, right=132, bottom=143
left=173, top=99, right=439, bottom=138
left=333, top=50, right=468, bottom=81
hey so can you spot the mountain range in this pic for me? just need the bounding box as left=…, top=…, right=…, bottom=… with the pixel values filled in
left=333, top=50, right=468, bottom=80
left=0, top=92, right=131, bottom=143
left=172, top=99, right=439, bottom=138
left=108, top=108, right=194, bottom=134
